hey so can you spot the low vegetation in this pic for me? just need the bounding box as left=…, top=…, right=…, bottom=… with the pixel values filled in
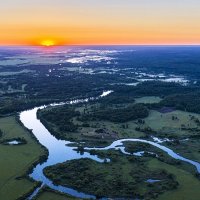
left=1, top=49, right=200, bottom=200
left=0, top=116, right=46, bottom=200
left=44, top=151, right=178, bottom=199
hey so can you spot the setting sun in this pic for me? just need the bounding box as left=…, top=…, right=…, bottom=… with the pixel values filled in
left=40, top=40, right=56, bottom=47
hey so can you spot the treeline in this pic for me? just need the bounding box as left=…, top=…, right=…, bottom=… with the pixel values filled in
left=0, top=129, right=3, bottom=138
left=38, top=106, right=80, bottom=132
left=0, top=98, right=52, bottom=115
left=44, top=157, right=178, bottom=199
left=157, top=92, right=200, bottom=114
left=106, top=82, right=200, bottom=115
left=110, top=81, right=198, bottom=98
left=100, top=94, right=136, bottom=104
left=102, top=81, right=199, bottom=105
left=80, top=104, right=149, bottom=123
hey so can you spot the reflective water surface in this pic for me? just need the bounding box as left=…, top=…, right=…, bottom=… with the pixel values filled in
left=19, top=92, right=200, bottom=199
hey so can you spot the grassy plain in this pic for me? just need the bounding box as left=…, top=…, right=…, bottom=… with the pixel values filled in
left=149, top=159, right=200, bottom=200
left=135, top=96, right=162, bottom=104
left=144, top=110, right=200, bottom=137
left=0, top=116, right=45, bottom=200
left=142, top=110, right=200, bottom=162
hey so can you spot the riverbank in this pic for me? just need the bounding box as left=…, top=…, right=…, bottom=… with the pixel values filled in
left=18, top=93, right=200, bottom=200
left=44, top=151, right=178, bottom=199
left=0, top=115, right=47, bottom=200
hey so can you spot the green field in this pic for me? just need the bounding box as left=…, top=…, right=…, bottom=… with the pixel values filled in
left=38, top=109, right=146, bottom=147
left=37, top=103, right=149, bottom=147
left=142, top=110, right=200, bottom=162
left=149, top=159, right=200, bottom=200
left=144, top=110, right=200, bottom=137
left=0, top=116, right=46, bottom=200
left=135, top=96, right=162, bottom=104
left=38, top=102, right=200, bottom=147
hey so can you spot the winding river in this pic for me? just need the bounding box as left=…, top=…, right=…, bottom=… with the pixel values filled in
left=19, top=91, right=200, bottom=199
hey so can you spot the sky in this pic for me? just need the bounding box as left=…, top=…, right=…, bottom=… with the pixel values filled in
left=1, top=0, right=200, bottom=45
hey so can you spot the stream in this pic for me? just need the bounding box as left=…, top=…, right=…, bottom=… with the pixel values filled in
left=19, top=91, right=200, bottom=199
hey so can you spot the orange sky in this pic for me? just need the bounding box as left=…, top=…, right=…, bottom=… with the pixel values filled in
left=1, top=0, right=200, bottom=45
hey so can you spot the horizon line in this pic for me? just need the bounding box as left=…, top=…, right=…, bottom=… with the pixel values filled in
left=1, top=44, right=200, bottom=47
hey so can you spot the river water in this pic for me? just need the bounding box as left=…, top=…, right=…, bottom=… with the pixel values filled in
left=19, top=91, right=200, bottom=199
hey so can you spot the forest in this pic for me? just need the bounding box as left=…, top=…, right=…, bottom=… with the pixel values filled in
left=79, top=103, right=149, bottom=123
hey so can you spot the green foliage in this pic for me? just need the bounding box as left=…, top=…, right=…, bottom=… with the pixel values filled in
left=81, top=104, right=149, bottom=123
left=110, top=81, right=197, bottom=98
left=0, top=98, right=52, bottom=115
left=0, top=129, right=3, bottom=138
left=44, top=155, right=178, bottom=199
left=39, top=106, right=80, bottom=133
left=159, top=93, right=200, bottom=113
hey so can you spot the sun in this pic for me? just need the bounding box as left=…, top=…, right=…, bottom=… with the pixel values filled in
left=40, top=39, right=56, bottom=47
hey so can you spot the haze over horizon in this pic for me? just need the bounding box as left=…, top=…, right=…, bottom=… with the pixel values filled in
left=1, top=0, right=200, bottom=45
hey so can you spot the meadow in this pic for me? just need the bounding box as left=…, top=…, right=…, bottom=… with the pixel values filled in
left=0, top=116, right=46, bottom=200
